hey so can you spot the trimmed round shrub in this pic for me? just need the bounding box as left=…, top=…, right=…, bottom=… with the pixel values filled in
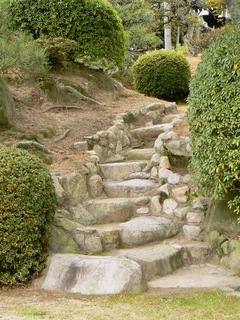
left=0, top=147, right=56, bottom=286
left=187, top=25, right=240, bottom=215
left=5, top=0, right=126, bottom=69
left=132, top=50, right=191, bottom=100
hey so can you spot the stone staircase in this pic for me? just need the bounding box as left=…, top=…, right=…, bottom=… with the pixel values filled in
left=46, top=102, right=213, bottom=294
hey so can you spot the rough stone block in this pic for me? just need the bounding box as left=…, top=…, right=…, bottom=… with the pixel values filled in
left=42, top=254, right=147, bottom=294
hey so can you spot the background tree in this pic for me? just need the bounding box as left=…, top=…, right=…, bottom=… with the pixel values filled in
left=151, top=0, right=204, bottom=49
left=109, top=0, right=162, bottom=64
left=225, top=0, right=240, bottom=22
left=3, top=0, right=126, bottom=70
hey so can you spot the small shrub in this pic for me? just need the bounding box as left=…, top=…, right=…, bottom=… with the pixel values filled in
left=187, top=24, right=240, bottom=216
left=175, top=44, right=190, bottom=56
left=0, top=146, right=56, bottom=286
left=132, top=50, right=191, bottom=100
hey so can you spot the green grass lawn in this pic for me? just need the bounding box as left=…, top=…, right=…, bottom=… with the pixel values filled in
left=0, top=289, right=240, bottom=319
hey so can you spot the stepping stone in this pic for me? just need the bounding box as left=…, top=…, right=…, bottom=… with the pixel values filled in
left=123, top=148, right=154, bottom=160
left=42, top=254, right=147, bottom=295
left=119, top=216, right=179, bottom=247
left=103, top=179, right=159, bottom=198
left=99, top=161, right=148, bottom=180
left=117, top=243, right=182, bottom=280
left=82, top=198, right=133, bottom=224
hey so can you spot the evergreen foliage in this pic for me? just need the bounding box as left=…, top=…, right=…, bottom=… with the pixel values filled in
left=187, top=25, right=240, bottom=216
left=4, top=0, right=126, bottom=70
left=132, top=50, right=191, bottom=99
left=0, top=36, right=49, bottom=80
left=109, top=0, right=161, bottom=52
left=0, top=147, right=56, bottom=286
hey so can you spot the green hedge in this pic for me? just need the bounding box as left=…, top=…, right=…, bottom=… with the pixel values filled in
left=187, top=25, right=240, bottom=216
left=5, top=0, right=126, bottom=69
left=0, top=147, right=56, bottom=286
left=132, top=50, right=191, bottom=100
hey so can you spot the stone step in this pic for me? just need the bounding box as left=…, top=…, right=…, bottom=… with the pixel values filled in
left=93, top=223, right=121, bottom=251
left=116, top=243, right=182, bottom=280
left=130, top=123, right=173, bottom=146
left=147, top=264, right=240, bottom=291
left=82, top=198, right=133, bottom=224
left=103, top=179, right=159, bottom=198
left=82, top=215, right=180, bottom=253
left=123, top=148, right=154, bottom=161
left=99, top=161, right=148, bottom=181
left=119, top=216, right=180, bottom=247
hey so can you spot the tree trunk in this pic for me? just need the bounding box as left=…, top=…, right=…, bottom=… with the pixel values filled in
left=176, top=26, right=181, bottom=47
left=164, top=2, right=172, bottom=50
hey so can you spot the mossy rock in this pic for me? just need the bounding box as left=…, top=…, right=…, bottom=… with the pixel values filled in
left=221, top=240, right=240, bottom=274
left=168, top=153, right=190, bottom=168
left=50, top=211, right=81, bottom=254
left=206, top=191, right=240, bottom=236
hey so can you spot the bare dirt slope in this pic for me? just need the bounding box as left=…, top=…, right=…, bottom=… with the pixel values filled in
left=1, top=56, right=200, bottom=174
left=2, top=65, right=167, bottom=174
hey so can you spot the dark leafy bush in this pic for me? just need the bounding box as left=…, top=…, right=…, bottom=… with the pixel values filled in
left=0, top=147, right=56, bottom=286
left=132, top=50, right=191, bottom=100
left=187, top=24, right=240, bottom=216
left=4, top=0, right=126, bottom=70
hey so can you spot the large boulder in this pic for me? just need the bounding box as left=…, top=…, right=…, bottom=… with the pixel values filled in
left=0, top=77, right=15, bottom=126
left=42, top=254, right=147, bottom=294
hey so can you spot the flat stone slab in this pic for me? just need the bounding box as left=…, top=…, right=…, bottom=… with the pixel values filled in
left=117, top=244, right=182, bottom=280
left=99, top=161, right=148, bottom=180
left=42, top=254, right=147, bottom=295
left=82, top=198, right=133, bottom=224
left=148, top=264, right=240, bottom=290
left=123, top=148, right=154, bottom=160
left=103, top=179, right=159, bottom=198
left=119, top=216, right=179, bottom=247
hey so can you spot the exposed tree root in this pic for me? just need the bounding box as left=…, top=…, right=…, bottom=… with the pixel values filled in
left=13, top=141, right=51, bottom=154
left=46, top=105, right=84, bottom=112
left=60, top=85, right=104, bottom=106
left=54, top=129, right=71, bottom=143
